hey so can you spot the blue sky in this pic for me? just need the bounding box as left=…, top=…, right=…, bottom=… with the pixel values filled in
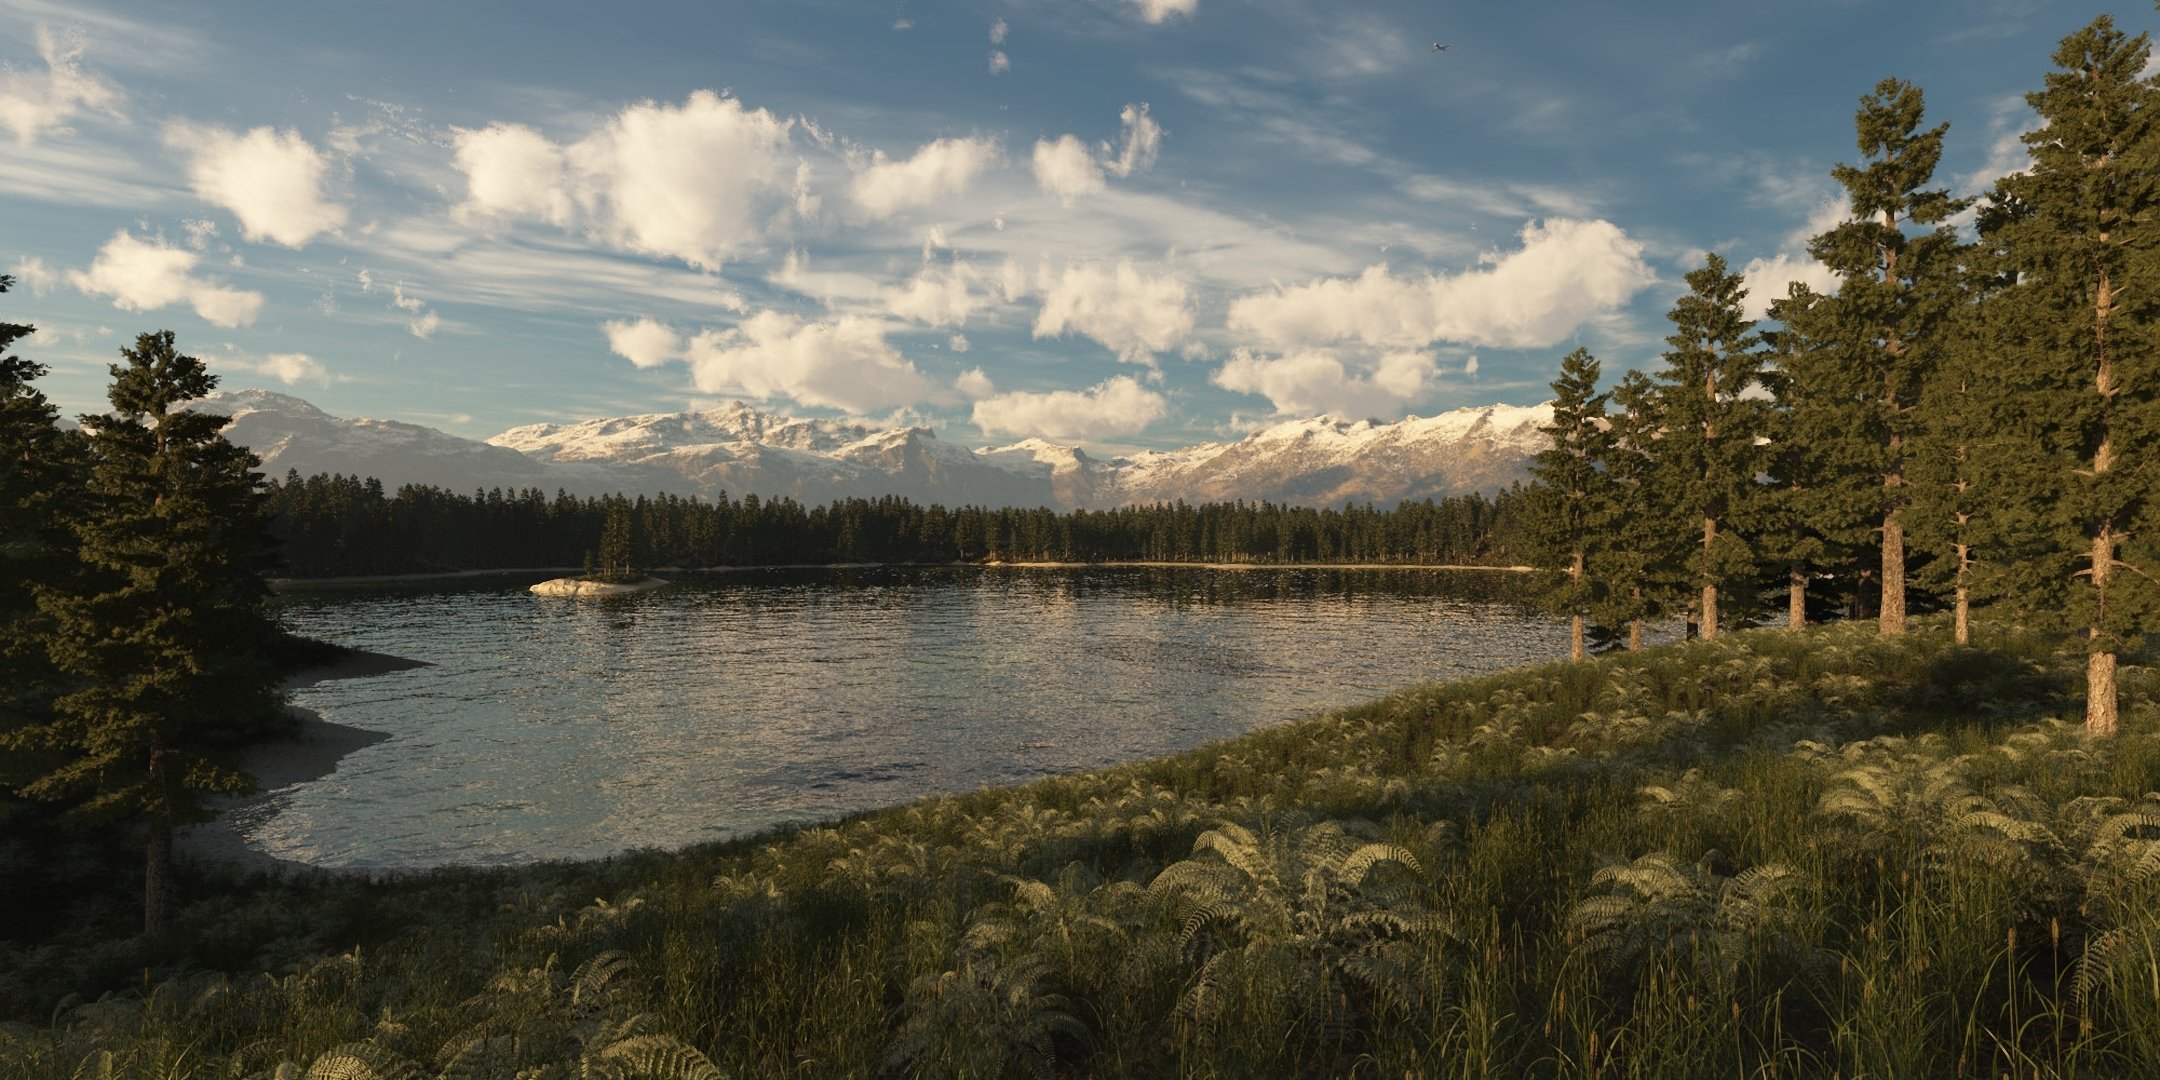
left=0, top=0, right=2146, bottom=450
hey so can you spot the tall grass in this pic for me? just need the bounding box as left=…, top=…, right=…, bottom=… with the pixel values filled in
left=5, top=618, right=2158, bottom=1077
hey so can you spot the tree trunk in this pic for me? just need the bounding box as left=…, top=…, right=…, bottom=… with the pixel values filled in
left=1570, top=613, right=1585, bottom=662
left=1879, top=508, right=1905, bottom=635
left=145, top=821, right=174, bottom=939
left=1788, top=566, right=1806, bottom=630
left=2088, top=524, right=2117, bottom=737
left=1628, top=617, right=1642, bottom=652
left=1700, top=515, right=1718, bottom=640
left=1953, top=541, right=1970, bottom=647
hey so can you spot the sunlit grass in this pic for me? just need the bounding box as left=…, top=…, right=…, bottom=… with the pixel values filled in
left=6, top=616, right=2159, bottom=1077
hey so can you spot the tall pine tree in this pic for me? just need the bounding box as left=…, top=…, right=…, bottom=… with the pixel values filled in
left=1981, top=16, right=2160, bottom=737
left=1522, top=348, right=1614, bottom=660
left=1776, top=78, right=1968, bottom=635
left=0, top=276, right=82, bottom=796
left=1590, top=369, right=1683, bottom=650
left=1651, top=254, right=1770, bottom=639
left=17, top=331, right=286, bottom=936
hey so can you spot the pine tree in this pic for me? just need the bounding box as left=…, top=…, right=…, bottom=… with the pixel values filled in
left=1775, top=79, right=1969, bottom=635
left=1651, top=254, right=1770, bottom=639
left=0, top=276, right=82, bottom=792
left=17, top=330, right=285, bottom=936
left=1908, top=265, right=2000, bottom=647
left=1521, top=348, right=1614, bottom=660
left=1981, top=16, right=2160, bottom=737
left=1590, top=369, right=1683, bottom=650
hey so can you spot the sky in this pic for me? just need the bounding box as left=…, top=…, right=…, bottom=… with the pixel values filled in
left=0, top=0, right=2148, bottom=452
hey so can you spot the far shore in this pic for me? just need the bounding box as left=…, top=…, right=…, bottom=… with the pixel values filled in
left=273, top=560, right=1532, bottom=587
left=176, top=647, right=428, bottom=875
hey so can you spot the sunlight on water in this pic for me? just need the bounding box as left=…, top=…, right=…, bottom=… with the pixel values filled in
left=258, top=566, right=1579, bottom=868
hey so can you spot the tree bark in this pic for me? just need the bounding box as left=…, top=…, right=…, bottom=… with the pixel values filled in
left=1570, top=614, right=1585, bottom=662
left=1700, top=515, right=1718, bottom=640
left=1879, top=506, right=1905, bottom=635
left=2088, top=524, right=2117, bottom=738
left=1953, top=542, right=1970, bottom=647
left=1628, top=617, right=1642, bottom=652
left=1788, top=566, right=1806, bottom=630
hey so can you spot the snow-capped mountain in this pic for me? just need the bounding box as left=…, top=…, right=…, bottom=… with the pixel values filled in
left=196, top=390, right=1550, bottom=509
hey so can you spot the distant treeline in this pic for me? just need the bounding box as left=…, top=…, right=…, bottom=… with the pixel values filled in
left=261, top=470, right=1527, bottom=577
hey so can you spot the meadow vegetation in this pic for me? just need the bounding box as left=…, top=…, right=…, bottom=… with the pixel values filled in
left=7, top=619, right=2160, bottom=1077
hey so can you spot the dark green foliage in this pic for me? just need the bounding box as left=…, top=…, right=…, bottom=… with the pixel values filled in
left=1648, top=253, right=1771, bottom=637
left=1588, top=369, right=1684, bottom=648
left=1521, top=347, right=1615, bottom=658
left=11, top=331, right=287, bottom=936
left=260, top=474, right=1533, bottom=576
left=1776, top=79, right=1970, bottom=634
left=1978, top=15, right=2160, bottom=734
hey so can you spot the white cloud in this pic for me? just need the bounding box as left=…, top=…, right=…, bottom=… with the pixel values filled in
left=451, top=92, right=795, bottom=271
left=886, top=263, right=980, bottom=327
left=1211, top=347, right=1437, bottom=418
left=1129, top=0, right=1198, bottom=24
left=163, top=123, right=347, bottom=248
left=972, top=375, right=1167, bottom=441
left=681, top=311, right=937, bottom=412
left=990, top=18, right=1008, bottom=44
left=7, top=255, right=55, bottom=295
left=1226, top=218, right=1653, bottom=350
left=1105, top=102, right=1162, bottom=178
left=604, top=317, right=685, bottom=369
left=407, top=310, right=442, bottom=339
left=949, top=333, right=970, bottom=353
left=1031, top=134, right=1103, bottom=205
left=955, top=366, right=994, bottom=399
left=67, top=231, right=264, bottom=327
left=227, top=351, right=329, bottom=385
left=0, top=25, right=123, bottom=145
left=569, top=91, right=794, bottom=270
left=988, top=50, right=1011, bottom=75
left=1738, top=252, right=1838, bottom=321
left=1462, top=354, right=1479, bottom=377
left=451, top=122, right=574, bottom=226
left=849, top=135, right=998, bottom=220
left=1033, top=261, right=1192, bottom=364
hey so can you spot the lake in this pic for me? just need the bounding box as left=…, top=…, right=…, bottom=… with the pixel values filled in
left=252, top=565, right=1583, bottom=869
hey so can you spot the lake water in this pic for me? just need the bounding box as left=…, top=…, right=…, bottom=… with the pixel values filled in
left=253, top=566, right=1574, bottom=869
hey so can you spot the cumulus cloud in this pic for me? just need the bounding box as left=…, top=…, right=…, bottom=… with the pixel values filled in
left=164, top=123, right=347, bottom=248
left=1033, top=261, right=1193, bottom=364
left=954, top=366, right=995, bottom=399
left=1212, top=347, right=1437, bottom=418
left=603, top=317, right=684, bottom=369
left=67, top=231, right=263, bottom=327
left=1227, top=218, right=1654, bottom=350
left=1129, top=0, right=1199, bottom=24
left=681, top=311, right=937, bottom=413
left=988, top=50, right=1011, bottom=75
left=450, top=91, right=794, bottom=271
left=1031, top=134, right=1102, bottom=205
left=886, top=263, right=980, bottom=327
left=849, top=135, right=998, bottom=220
left=972, top=375, right=1167, bottom=442
left=1736, top=196, right=1845, bottom=320
left=452, top=122, right=574, bottom=226
left=0, top=26, right=123, bottom=145
left=990, top=18, right=1009, bottom=44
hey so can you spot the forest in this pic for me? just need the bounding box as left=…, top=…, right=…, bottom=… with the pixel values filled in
left=4, top=9, right=2160, bottom=1079
left=259, top=472, right=1527, bottom=576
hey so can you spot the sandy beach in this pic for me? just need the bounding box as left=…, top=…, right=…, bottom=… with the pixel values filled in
left=174, top=647, right=427, bottom=874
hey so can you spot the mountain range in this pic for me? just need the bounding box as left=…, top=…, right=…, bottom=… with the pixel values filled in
left=192, top=391, right=1551, bottom=510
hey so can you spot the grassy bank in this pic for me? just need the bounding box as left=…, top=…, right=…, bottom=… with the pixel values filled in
left=6, top=619, right=2160, bottom=1077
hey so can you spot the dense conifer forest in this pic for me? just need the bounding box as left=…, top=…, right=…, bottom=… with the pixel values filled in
left=260, top=472, right=1529, bottom=576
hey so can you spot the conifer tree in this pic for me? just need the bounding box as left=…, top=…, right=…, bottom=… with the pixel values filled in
left=1651, top=254, right=1770, bottom=639
left=17, top=331, right=285, bottom=935
left=1589, top=369, right=1681, bottom=650
left=1776, top=79, right=1968, bottom=635
left=0, top=276, right=81, bottom=782
left=1908, top=265, right=2001, bottom=646
left=1757, top=297, right=1847, bottom=630
left=1981, top=15, right=2160, bottom=736
left=1522, top=348, right=1614, bottom=660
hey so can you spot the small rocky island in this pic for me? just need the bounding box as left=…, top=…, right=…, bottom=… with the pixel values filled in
left=528, top=576, right=669, bottom=597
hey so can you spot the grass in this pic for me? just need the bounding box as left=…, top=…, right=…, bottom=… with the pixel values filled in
left=6, top=617, right=2160, bottom=1077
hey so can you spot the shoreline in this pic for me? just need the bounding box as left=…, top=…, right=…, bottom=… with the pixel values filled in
left=177, top=648, right=428, bottom=875
left=983, top=560, right=1533, bottom=572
